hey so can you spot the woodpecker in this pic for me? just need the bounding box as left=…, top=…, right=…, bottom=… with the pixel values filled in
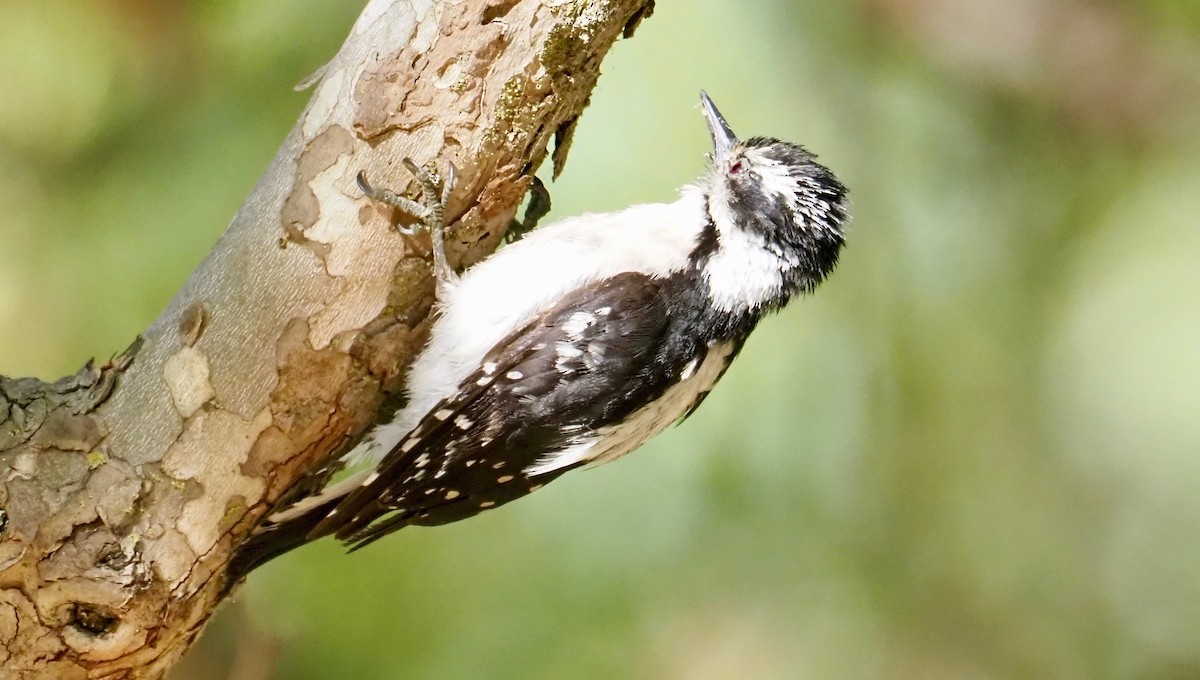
left=231, top=91, right=848, bottom=576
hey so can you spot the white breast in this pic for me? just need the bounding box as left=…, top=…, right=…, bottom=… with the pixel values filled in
left=345, top=186, right=709, bottom=464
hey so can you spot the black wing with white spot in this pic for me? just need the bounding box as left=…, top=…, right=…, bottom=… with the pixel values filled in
left=313, top=271, right=713, bottom=550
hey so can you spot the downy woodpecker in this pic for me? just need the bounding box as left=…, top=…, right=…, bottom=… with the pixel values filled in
left=232, top=91, right=848, bottom=574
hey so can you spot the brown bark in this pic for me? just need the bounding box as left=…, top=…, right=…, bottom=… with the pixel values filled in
left=0, top=0, right=654, bottom=677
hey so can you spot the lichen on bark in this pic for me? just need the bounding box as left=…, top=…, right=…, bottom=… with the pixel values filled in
left=0, top=0, right=654, bottom=676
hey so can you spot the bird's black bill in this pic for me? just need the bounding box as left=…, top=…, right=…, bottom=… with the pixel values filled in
left=700, top=90, right=738, bottom=165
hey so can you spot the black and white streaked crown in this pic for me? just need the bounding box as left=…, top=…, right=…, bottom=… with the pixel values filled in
left=697, top=91, right=848, bottom=310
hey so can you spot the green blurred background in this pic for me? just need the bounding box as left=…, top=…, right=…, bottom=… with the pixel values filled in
left=3, top=0, right=1199, bottom=678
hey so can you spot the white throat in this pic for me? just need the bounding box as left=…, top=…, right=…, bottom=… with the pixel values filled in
left=701, top=185, right=789, bottom=313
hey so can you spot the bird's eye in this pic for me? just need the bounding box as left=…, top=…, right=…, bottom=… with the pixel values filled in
left=728, top=160, right=747, bottom=175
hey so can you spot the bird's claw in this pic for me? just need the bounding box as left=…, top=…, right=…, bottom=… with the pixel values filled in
left=359, top=159, right=459, bottom=291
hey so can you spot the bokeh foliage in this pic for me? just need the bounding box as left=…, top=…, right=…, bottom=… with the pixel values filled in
left=1, top=1, right=1198, bottom=678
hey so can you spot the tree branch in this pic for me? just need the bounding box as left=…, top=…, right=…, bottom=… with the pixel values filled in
left=0, top=0, right=653, bottom=676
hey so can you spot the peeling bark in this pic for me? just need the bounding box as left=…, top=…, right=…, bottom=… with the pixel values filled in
left=0, top=0, right=653, bottom=676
